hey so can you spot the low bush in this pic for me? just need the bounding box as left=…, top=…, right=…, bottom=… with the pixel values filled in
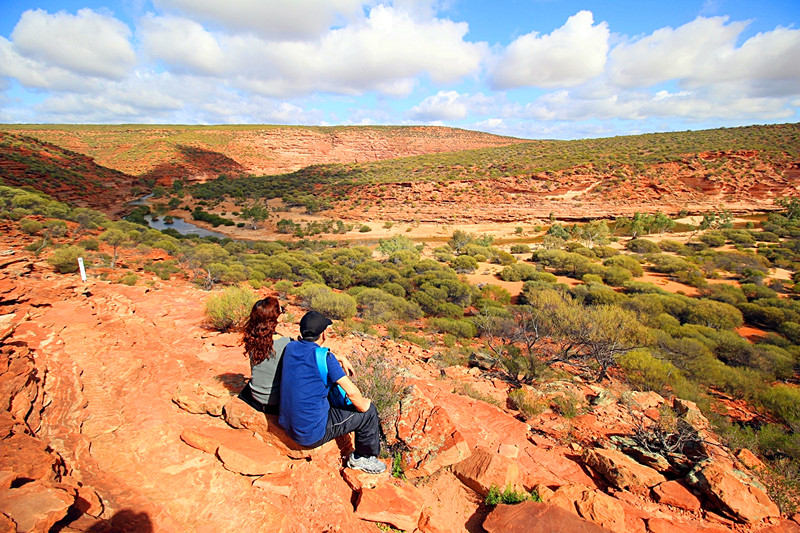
left=48, top=245, right=84, bottom=274
left=428, top=317, right=477, bottom=338
left=205, top=285, right=258, bottom=331
left=19, top=218, right=43, bottom=235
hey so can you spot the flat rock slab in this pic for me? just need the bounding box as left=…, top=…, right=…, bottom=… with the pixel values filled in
left=583, top=448, right=666, bottom=490
left=484, top=501, right=614, bottom=533
left=356, top=479, right=425, bottom=532
left=0, top=481, right=74, bottom=532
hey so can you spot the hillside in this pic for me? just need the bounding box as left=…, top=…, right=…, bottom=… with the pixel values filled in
left=0, top=131, right=141, bottom=216
left=0, top=124, right=526, bottom=185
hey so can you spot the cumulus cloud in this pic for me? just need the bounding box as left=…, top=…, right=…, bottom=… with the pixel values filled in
left=153, top=0, right=366, bottom=39
left=140, top=15, right=227, bottom=75
left=518, top=83, right=795, bottom=123
left=224, top=5, right=486, bottom=97
left=609, top=16, right=800, bottom=95
left=408, top=90, right=492, bottom=121
left=10, top=8, right=135, bottom=79
left=490, top=10, right=610, bottom=89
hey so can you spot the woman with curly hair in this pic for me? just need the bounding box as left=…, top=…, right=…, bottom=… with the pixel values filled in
left=239, top=296, right=291, bottom=415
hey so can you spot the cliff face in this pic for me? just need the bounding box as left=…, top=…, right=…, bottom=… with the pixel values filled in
left=0, top=131, right=140, bottom=216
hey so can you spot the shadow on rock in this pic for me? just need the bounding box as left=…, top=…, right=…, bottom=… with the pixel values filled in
left=85, top=509, right=153, bottom=533
left=214, top=372, right=247, bottom=393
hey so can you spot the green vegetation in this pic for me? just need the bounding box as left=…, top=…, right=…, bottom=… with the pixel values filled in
left=485, top=484, right=539, bottom=506
left=204, top=285, right=258, bottom=331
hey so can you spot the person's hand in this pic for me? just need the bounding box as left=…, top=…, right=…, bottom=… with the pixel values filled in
left=336, top=354, right=355, bottom=377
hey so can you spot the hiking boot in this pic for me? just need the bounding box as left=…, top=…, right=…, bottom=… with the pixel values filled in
left=347, top=453, right=387, bottom=474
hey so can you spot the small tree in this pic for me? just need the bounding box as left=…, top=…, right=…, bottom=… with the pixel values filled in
left=99, top=228, right=130, bottom=268
left=240, top=201, right=270, bottom=230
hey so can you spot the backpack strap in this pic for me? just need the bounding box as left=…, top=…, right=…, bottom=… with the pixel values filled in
left=315, top=347, right=330, bottom=385
left=315, top=346, right=351, bottom=406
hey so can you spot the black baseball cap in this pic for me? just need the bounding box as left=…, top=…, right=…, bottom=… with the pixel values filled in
left=300, top=310, right=332, bottom=338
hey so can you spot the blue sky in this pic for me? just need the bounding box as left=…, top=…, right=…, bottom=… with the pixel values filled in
left=1, top=1, right=799, bottom=139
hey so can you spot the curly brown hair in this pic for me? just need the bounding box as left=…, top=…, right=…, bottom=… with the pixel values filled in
left=242, top=297, right=282, bottom=366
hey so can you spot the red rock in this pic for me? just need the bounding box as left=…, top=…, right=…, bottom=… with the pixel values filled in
left=0, top=481, right=74, bottom=532
left=483, top=502, right=614, bottom=533
left=76, top=485, right=104, bottom=517
left=0, top=471, right=14, bottom=491
left=172, top=381, right=233, bottom=416
left=735, top=448, right=764, bottom=470
left=792, top=513, right=800, bottom=525
left=180, top=425, right=257, bottom=454
left=452, top=446, right=523, bottom=497
left=647, top=517, right=731, bottom=533
left=583, top=448, right=667, bottom=490
left=355, top=479, right=425, bottom=532
left=687, top=459, right=780, bottom=523
left=342, top=467, right=390, bottom=491
left=394, top=388, right=470, bottom=478
left=539, top=484, right=625, bottom=532
left=223, top=398, right=346, bottom=462
left=625, top=391, right=665, bottom=411
left=216, top=437, right=291, bottom=476
left=417, top=507, right=452, bottom=533
left=0, top=513, right=15, bottom=533
left=0, top=433, right=62, bottom=484
left=652, top=480, right=702, bottom=512
left=252, top=469, right=295, bottom=497
left=758, top=519, right=800, bottom=533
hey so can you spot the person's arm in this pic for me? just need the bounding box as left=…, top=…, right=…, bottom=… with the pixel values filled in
left=336, top=376, right=371, bottom=412
left=334, top=353, right=355, bottom=377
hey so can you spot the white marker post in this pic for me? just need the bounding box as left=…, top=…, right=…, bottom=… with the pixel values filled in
left=77, top=257, right=87, bottom=282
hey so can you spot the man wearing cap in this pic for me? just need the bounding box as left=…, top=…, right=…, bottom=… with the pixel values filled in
left=278, top=310, right=386, bottom=474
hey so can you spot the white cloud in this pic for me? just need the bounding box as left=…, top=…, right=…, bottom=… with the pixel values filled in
left=153, top=0, right=366, bottom=39
left=140, top=15, right=227, bottom=75
left=409, top=90, right=492, bottom=121
left=10, top=8, right=135, bottom=79
left=610, top=17, right=747, bottom=88
left=225, top=5, right=486, bottom=97
left=490, top=10, right=610, bottom=90
left=518, top=83, right=796, bottom=123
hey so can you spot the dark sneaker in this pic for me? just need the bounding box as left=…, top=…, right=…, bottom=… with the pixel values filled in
left=347, top=453, right=387, bottom=474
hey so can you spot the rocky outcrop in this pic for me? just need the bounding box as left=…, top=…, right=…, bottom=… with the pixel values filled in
left=452, top=446, right=523, bottom=497
left=687, top=458, right=780, bottom=523
left=484, top=501, right=614, bottom=533
left=394, top=386, right=471, bottom=478
left=583, top=447, right=667, bottom=490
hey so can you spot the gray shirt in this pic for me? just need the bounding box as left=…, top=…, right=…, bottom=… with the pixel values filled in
left=249, top=336, right=291, bottom=406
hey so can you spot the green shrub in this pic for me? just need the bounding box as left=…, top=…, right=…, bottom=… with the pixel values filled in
left=205, top=285, right=258, bottom=331
left=119, top=273, right=138, bottom=286
left=508, top=388, right=546, bottom=418
left=19, top=218, right=43, bottom=235
left=311, top=290, right=358, bottom=320
left=80, top=237, right=100, bottom=251
left=510, top=244, right=531, bottom=254
left=626, top=238, right=660, bottom=254
left=428, top=317, right=477, bottom=338
left=48, top=245, right=84, bottom=274
left=499, top=263, right=543, bottom=282
left=485, top=484, right=536, bottom=506
left=683, top=300, right=743, bottom=330
left=450, top=254, right=478, bottom=273
left=618, top=349, right=689, bottom=395
left=603, top=254, right=644, bottom=277
left=700, top=231, right=727, bottom=247
left=761, top=385, right=800, bottom=431
left=355, top=288, right=422, bottom=322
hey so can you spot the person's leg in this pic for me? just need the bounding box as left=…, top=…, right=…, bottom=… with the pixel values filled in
left=311, top=403, right=381, bottom=457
